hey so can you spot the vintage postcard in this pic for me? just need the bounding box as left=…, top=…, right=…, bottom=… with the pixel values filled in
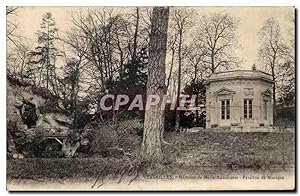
left=6, top=6, right=295, bottom=191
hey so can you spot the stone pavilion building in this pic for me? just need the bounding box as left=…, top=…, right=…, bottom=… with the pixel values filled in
left=205, top=70, right=274, bottom=130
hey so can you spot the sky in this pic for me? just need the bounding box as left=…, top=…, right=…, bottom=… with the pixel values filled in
left=10, top=6, right=294, bottom=69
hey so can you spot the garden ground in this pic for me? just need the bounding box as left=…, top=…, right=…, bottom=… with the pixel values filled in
left=7, top=131, right=295, bottom=190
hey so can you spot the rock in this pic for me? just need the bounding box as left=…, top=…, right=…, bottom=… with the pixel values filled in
left=7, top=79, right=73, bottom=158
left=12, top=153, right=24, bottom=159
left=186, top=127, right=203, bottom=133
left=36, top=113, right=72, bottom=130
left=61, top=140, right=81, bottom=157
left=7, top=81, right=72, bottom=131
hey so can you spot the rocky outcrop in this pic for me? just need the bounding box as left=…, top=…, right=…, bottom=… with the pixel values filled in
left=7, top=79, right=72, bottom=157
left=7, top=81, right=72, bottom=128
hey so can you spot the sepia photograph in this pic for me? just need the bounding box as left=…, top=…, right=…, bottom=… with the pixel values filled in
left=6, top=6, right=295, bottom=191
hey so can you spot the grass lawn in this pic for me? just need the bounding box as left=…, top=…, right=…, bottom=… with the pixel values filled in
left=7, top=131, right=295, bottom=181
left=164, top=131, right=295, bottom=169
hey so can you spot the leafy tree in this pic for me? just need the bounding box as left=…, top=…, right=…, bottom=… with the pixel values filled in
left=112, top=48, right=148, bottom=96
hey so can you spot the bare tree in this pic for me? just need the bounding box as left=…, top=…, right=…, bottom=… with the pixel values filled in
left=6, top=6, right=20, bottom=47
left=184, top=42, right=207, bottom=81
left=132, top=7, right=140, bottom=61
left=169, top=8, right=195, bottom=132
left=68, top=7, right=154, bottom=98
left=182, top=41, right=207, bottom=124
left=141, top=7, right=169, bottom=161
left=166, top=31, right=177, bottom=90
left=258, top=17, right=290, bottom=116
left=6, top=6, right=28, bottom=79
left=195, top=13, right=240, bottom=74
left=7, top=43, right=31, bottom=81
left=138, top=8, right=153, bottom=47
left=71, top=8, right=133, bottom=92
left=277, top=11, right=295, bottom=108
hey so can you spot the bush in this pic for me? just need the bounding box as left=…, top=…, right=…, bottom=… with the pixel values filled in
left=88, top=125, right=119, bottom=155
left=7, top=120, right=34, bottom=154
left=85, top=118, right=142, bottom=157
left=275, top=107, right=295, bottom=128
left=117, top=118, right=143, bottom=136
left=116, top=119, right=143, bottom=152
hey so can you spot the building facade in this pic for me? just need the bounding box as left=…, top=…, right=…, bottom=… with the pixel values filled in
left=205, top=70, right=274, bottom=129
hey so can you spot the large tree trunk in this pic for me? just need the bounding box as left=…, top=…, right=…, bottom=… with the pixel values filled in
left=141, top=7, right=169, bottom=161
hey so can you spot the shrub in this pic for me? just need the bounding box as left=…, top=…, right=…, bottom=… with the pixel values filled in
left=85, top=118, right=142, bottom=157
left=115, top=118, right=142, bottom=154
left=88, top=124, right=119, bottom=155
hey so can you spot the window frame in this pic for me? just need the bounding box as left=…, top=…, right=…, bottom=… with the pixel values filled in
left=263, top=100, right=268, bottom=120
left=244, top=99, right=253, bottom=119
left=220, top=99, right=230, bottom=120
